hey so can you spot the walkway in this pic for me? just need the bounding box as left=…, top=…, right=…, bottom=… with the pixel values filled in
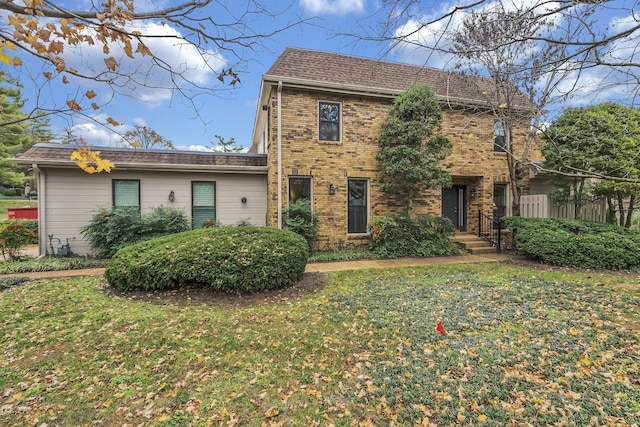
left=3, top=252, right=523, bottom=280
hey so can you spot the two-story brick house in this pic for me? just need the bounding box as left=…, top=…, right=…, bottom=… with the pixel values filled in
left=250, top=47, right=538, bottom=250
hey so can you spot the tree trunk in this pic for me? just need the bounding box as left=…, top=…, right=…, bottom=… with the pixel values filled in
left=606, top=198, right=616, bottom=224
left=617, top=192, right=625, bottom=227
left=624, top=194, right=635, bottom=228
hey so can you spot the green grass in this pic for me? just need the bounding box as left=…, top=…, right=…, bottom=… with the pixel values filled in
left=0, top=264, right=638, bottom=426
left=0, top=198, right=37, bottom=220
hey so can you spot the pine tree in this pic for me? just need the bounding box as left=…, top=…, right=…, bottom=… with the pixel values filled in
left=0, top=71, right=31, bottom=187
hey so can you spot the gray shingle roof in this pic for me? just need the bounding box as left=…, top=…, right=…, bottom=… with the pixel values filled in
left=15, top=144, right=267, bottom=170
left=264, top=47, right=530, bottom=107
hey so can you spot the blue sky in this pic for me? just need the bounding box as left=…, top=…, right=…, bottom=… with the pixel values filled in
left=6, top=0, right=639, bottom=150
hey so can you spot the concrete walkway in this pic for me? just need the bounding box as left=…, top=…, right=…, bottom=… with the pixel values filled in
left=3, top=251, right=523, bottom=280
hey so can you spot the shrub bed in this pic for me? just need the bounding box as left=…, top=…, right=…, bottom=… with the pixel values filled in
left=368, top=214, right=463, bottom=258
left=105, top=226, right=308, bottom=292
left=502, top=217, right=640, bottom=270
left=81, top=205, right=189, bottom=258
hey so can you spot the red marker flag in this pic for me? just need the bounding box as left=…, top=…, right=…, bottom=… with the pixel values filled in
left=436, top=321, right=447, bottom=335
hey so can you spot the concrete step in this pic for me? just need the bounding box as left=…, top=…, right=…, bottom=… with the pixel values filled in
left=468, top=246, right=499, bottom=254
left=450, top=233, right=498, bottom=254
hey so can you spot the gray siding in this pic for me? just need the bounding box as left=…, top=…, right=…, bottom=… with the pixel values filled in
left=39, top=167, right=267, bottom=256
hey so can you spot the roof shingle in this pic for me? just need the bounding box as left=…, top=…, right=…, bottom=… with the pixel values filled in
left=264, top=47, right=530, bottom=107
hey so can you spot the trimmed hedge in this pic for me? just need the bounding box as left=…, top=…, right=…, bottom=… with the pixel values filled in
left=105, top=226, right=309, bottom=292
left=502, top=217, right=640, bottom=270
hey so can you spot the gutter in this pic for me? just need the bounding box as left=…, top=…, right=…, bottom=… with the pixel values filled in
left=277, top=81, right=283, bottom=229
left=13, top=160, right=268, bottom=174
left=31, top=164, right=45, bottom=258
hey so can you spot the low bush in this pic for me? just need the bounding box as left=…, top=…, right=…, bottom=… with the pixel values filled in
left=0, top=219, right=37, bottom=244
left=105, top=226, right=308, bottom=292
left=0, top=256, right=108, bottom=274
left=502, top=217, right=640, bottom=269
left=0, top=276, right=29, bottom=291
left=368, top=214, right=462, bottom=258
left=0, top=221, right=36, bottom=261
left=284, top=199, right=320, bottom=249
left=81, top=205, right=189, bottom=258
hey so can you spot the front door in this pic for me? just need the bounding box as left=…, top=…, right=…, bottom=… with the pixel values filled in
left=442, top=185, right=466, bottom=231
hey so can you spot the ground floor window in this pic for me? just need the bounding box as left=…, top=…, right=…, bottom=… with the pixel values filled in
left=494, top=183, right=508, bottom=218
left=112, top=179, right=140, bottom=209
left=289, top=177, right=311, bottom=202
left=192, top=181, right=216, bottom=228
left=348, top=179, right=368, bottom=233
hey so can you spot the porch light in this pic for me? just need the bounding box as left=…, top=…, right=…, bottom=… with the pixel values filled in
left=168, top=190, right=175, bottom=202
left=470, top=189, right=476, bottom=199
left=329, top=183, right=336, bottom=195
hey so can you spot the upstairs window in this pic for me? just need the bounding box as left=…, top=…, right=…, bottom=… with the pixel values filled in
left=494, top=120, right=506, bottom=152
left=319, top=102, right=340, bottom=141
left=112, top=179, right=140, bottom=209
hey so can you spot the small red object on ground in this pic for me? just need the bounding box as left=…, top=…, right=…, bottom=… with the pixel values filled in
left=436, top=321, right=447, bottom=335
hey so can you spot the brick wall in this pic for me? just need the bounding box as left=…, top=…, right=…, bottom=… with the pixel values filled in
left=266, top=86, right=538, bottom=250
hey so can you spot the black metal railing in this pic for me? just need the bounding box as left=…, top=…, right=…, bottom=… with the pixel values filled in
left=478, top=210, right=502, bottom=253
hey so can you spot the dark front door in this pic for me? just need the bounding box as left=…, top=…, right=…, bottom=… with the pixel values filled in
left=442, top=185, right=466, bottom=231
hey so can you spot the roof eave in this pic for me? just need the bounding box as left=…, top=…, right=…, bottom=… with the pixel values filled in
left=262, top=74, right=535, bottom=112
left=13, top=159, right=268, bottom=174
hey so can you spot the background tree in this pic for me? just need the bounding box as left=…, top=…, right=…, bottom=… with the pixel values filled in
left=59, top=127, right=81, bottom=145
left=122, top=125, right=174, bottom=149
left=377, top=83, right=452, bottom=217
left=451, top=5, right=571, bottom=216
left=0, top=70, right=30, bottom=187
left=359, top=1, right=640, bottom=99
left=26, top=110, right=53, bottom=145
left=541, top=102, right=640, bottom=227
left=210, top=135, right=243, bottom=153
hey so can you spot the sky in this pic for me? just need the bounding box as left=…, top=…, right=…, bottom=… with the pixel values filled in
left=4, top=0, right=640, bottom=151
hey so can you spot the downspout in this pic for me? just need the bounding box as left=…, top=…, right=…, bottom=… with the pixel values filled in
left=32, top=164, right=46, bottom=258
left=277, top=81, right=283, bottom=229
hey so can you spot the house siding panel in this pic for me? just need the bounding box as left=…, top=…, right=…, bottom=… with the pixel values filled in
left=40, top=168, right=267, bottom=256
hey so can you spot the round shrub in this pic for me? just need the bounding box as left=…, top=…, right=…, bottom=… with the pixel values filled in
left=105, top=226, right=309, bottom=292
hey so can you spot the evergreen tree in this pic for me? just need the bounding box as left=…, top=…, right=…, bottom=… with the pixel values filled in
left=0, top=71, right=31, bottom=187
left=377, top=84, right=452, bottom=217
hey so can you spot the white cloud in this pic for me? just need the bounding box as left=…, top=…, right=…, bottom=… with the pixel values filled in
left=58, top=22, right=227, bottom=107
left=390, top=0, right=561, bottom=68
left=299, top=0, right=365, bottom=15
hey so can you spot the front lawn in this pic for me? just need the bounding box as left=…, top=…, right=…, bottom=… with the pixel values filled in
left=0, top=264, right=638, bottom=426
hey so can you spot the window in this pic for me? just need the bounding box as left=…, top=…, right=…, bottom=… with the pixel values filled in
left=192, top=181, right=215, bottom=228
left=289, top=177, right=311, bottom=202
left=493, top=184, right=508, bottom=218
left=493, top=120, right=506, bottom=152
left=112, top=179, right=140, bottom=209
left=319, top=102, right=340, bottom=141
left=348, top=179, right=368, bottom=233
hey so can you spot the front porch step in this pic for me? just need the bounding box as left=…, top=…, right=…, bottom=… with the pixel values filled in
left=450, top=233, right=498, bottom=254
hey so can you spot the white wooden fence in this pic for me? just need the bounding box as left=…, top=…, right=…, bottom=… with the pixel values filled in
left=520, top=195, right=607, bottom=222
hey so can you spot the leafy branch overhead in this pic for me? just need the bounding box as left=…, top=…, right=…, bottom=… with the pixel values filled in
left=0, top=0, right=306, bottom=172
